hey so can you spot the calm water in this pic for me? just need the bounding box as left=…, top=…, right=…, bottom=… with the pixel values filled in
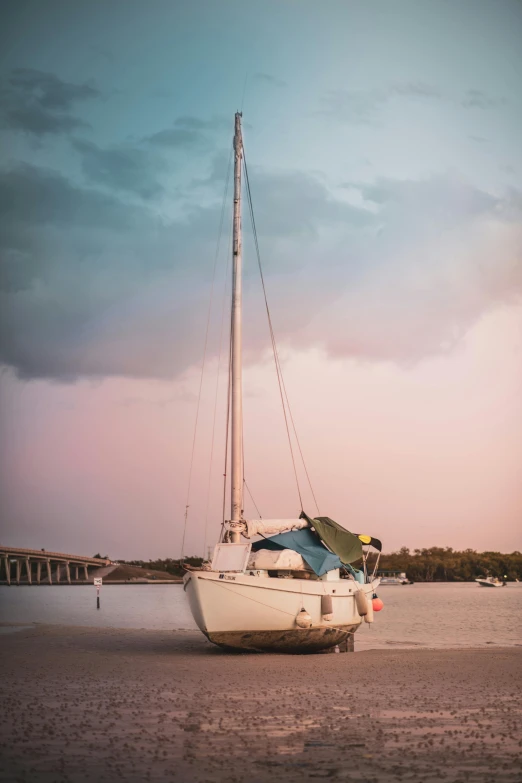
left=0, top=583, right=521, bottom=650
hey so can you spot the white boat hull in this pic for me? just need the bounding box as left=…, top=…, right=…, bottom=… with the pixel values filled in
left=475, top=578, right=505, bottom=588
left=184, top=570, right=379, bottom=653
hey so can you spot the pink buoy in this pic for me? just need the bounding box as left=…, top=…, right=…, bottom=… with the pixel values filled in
left=372, top=597, right=384, bottom=612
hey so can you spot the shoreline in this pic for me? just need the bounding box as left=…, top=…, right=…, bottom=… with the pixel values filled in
left=1, top=624, right=520, bottom=782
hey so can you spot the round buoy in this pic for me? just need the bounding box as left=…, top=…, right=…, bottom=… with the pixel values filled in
left=295, top=608, right=312, bottom=628
left=372, top=597, right=384, bottom=612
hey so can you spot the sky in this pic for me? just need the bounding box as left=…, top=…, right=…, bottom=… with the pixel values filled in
left=0, top=0, right=521, bottom=559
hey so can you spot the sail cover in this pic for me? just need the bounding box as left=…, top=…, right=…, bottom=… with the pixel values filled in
left=241, top=518, right=309, bottom=538
left=251, top=529, right=343, bottom=576
left=299, top=512, right=363, bottom=564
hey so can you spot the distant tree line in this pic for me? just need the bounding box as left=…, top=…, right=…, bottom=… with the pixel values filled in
left=118, top=557, right=204, bottom=578
left=378, top=547, right=522, bottom=582
left=113, top=548, right=522, bottom=582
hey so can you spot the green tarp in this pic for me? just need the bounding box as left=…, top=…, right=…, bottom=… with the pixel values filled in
left=299, top=512, right=363, bottom=565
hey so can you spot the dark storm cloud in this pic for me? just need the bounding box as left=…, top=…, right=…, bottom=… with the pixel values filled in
left=0, top=159, right=226, bottom=380
left=175, top=116, right=229, bottom=131
left=72, top=139, right=165, bottom=199
left=0, top=155, right=374, bottom=381
left=145, top=115, right=228, bottom=149
left=146, top=127, right=207, bottom=149
left=0, top=162, right=144, bottom=232
left=0, top=68, right=99, bottom=136
left=1, top=154, right=520, bottom=382
left=243, top=167, right=373, bottom=238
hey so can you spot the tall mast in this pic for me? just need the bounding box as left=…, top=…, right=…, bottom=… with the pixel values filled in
left=230, top=112, right=243, bottom=525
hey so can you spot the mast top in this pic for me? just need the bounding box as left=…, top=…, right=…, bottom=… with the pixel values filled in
left=234, top=113, right=243, bottom=151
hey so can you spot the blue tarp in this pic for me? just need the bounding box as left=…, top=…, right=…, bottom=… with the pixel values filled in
left=251, top=528, right=344, bottom=577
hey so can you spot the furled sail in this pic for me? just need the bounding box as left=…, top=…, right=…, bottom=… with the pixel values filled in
left=247, top=548, right=310, bottom=571
left=229, top=518, right=310, bottom=538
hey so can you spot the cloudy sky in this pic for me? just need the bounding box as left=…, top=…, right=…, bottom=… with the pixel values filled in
left=1, top=0, right=521, bottom=559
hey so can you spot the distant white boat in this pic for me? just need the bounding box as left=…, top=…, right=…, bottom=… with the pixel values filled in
left=378, top=571, right=412, bottom=585
left=475, top=576, right=506, bottom=588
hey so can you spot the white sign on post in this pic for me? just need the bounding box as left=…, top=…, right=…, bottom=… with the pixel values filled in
left=94, top=578, right=102, bottom=587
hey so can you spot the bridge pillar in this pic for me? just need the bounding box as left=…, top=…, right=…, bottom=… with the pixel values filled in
left=37, top=561, right=42, bottom=584
left=56, top=563, right=61, bottom=583
left=75, top=566, right=79, bottom=581
left=16, top=559, right=21, bottom=585
left=46, top=560, right=52, bottom=585
left=25, top=558, right=32, bottom=585
left=84, top=564, right=88, bottom=581
left=65, top=561, right=71, bottom=585
left=3, top=556, right=10, bottom=586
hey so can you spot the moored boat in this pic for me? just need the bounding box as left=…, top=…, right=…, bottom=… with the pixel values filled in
left=377, top=570, right=412, bottom=585
left=475, top=576, right=506, bottom=588
left=183, top=113, right=382, bottom=653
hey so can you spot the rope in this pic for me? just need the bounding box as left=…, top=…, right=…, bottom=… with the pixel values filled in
left=181, top=147, right=233, bottom=561
left=278, top=369, right=321, bottom=516
left=203, top=223, right=233, bottom=558
left=244, top=478, right=262, bottom=518
left=242, top=147, right=320, bottom=515
left=219, top=322, right=233, bottom=542
left=242, top=150, right=302, bottom=511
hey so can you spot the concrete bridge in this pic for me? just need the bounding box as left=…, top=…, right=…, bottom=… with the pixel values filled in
left=0, top=546, right=111, bottom=585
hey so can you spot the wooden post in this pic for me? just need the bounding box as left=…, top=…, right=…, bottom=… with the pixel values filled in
left=65, top=561, right=71, bottom=585
left=339, top=633, right=355, bottom=653
left=25, top=558, right=32, bottom=585
left=4, top=556, right=10, bottom=586
left=46, top=560, right=52, bottom=585
left=16, top=559, right=21, bottom=585
left=84, top=564, right=88, bottom=581
left=37, top=561, right=41, bottom=584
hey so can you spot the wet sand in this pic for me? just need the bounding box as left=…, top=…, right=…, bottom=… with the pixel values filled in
left=1, top=625, right=520, bottom=782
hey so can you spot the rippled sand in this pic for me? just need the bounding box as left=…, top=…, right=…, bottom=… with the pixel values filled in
left=1, top=624, right=521, bottom=782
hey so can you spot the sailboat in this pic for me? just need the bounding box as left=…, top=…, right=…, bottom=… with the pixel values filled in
left=183, top=113, right=382, bottom=653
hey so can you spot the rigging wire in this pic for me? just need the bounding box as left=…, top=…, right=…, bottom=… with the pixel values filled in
left=181, top=146, right=233, bottom=560
left=244, top=478, right=262, bottom=518
left=219, top=322, right=233, bottom=542
left=242, top=153, right=302, bottom=510
left=203, top=224, right=233, bottom=558
left=242, top=146, right=320, bottom=515
left=273, top=357, right=321, bottom=516
left=241, top=407, right=262, bottom=518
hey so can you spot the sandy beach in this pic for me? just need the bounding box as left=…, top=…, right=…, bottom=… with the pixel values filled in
left=1, top=624, right=520, bottom=782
